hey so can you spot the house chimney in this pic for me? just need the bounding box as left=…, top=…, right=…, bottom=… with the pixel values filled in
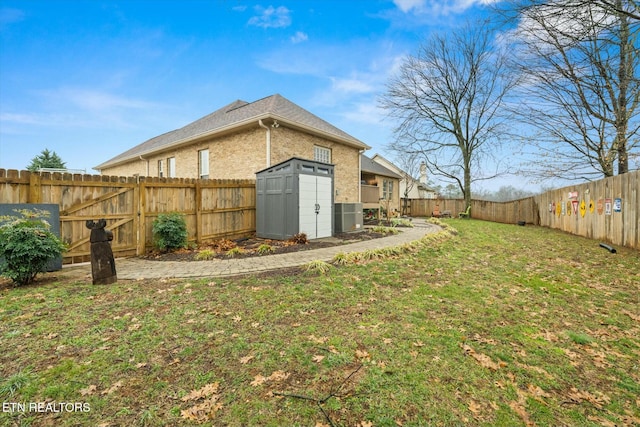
left=419, top=162, right=427, bottom=184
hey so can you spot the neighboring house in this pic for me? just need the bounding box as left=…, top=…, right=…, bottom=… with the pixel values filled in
left=360, top=154, right=402, bottom=218
left=371, top=154, right=438, bottom=200
left=95, top=94, right=370, bottom=204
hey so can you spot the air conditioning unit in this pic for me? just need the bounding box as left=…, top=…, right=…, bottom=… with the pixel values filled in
left=334, top=203, right=363, bottom=233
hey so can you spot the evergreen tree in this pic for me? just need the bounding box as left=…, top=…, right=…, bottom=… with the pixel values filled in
left=26, top=149, right=66, bottom=171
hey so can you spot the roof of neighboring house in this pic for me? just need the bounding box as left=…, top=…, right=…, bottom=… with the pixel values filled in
left=360, top=154, right=402, bottom=179
left=371, top=153, right=437, bottom=192
left=95, top=94, right=369, bottom=170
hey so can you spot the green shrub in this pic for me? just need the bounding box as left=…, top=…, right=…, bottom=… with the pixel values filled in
left=152, top=212, right=188, bottom=252
left=256, top=244, right=275, bottom=255
left=371, top=225, right=399, bottom=234
left=390, top=218, right=414, bottom=227
left=225, top=247, right=245, bottom=258
left=0, top=209, right=66, bottom=286
left=303, top=260, right=333, bottom=274
left=195, top=249, right=216, bottom=261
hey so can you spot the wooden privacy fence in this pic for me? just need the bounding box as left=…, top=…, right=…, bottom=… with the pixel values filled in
left=404, top=198, right=539, bottom=225
left=404, top=170, right=639, bottom=250
left=0, top=169, right=256, bottom=264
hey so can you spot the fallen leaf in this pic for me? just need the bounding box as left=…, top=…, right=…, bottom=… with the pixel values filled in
left=250, top=375, right=268, bottom=387
left=412, top=340, right=425, bottom=347
left=355, top=349, right=370, bottom=360
left=468, top=400, right=482, bottom=416
left=566, top=387, right=610, bottom=409
left=461, top=343, right=501, bottom=370
left=232, top=315, right=242, bottom=323
left=308, top=335, right=328, bottom=344
left=312, top=355, right=325, bottom=363
left=269, top=370, right=290, bottom=382
left=182, top=383, right=220, bottom=402
left=79, top=385, right=97, bottom=396
left=101, top=380, right=123, bottom=395
left=181, top=398, right=222, bottom=423
left=527, top=384, right=551, bottom=402
left=239, top=355, right=254, bottom=364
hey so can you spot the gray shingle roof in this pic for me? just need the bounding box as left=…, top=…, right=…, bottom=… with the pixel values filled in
left=360, top=154, right=402, bottom=179
left=95, top=94, right=369, bottom=169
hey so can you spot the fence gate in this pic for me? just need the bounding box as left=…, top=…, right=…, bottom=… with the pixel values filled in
left=55, top=178, right=139, bottom=264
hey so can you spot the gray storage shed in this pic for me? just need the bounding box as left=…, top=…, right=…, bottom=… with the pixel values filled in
left=256, top=157, right=334, bottom=240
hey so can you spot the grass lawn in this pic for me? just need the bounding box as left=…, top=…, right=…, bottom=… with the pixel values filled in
left=1, top=219, right=639, bottom=427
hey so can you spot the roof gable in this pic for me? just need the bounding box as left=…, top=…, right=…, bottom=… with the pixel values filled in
left=96, top=94, right=368, bottom=170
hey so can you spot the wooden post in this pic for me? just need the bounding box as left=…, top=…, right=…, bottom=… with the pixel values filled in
left=137, top=180, right=147, bottom=255
left=28, top=172, right=42, bottom=203
left=195, top=181, right=202, bottom=244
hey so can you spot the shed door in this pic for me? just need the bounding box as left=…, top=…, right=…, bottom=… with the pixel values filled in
left=299, top=174, right=332, bottom=239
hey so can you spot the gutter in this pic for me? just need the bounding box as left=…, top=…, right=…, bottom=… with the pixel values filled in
left=96, top=113, right=370, bottom=170
left=258, top=119, right=271, bottom=168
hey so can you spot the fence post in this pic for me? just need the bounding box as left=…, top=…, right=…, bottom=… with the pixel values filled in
left=28, top=172, right=42, bottom=203
left=195, top=180, right=202, bottom=244
left=137, top=180, right=146, bottom=255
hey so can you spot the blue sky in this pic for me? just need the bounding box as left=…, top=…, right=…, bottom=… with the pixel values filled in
left=1, top=0, right=509, bottom=189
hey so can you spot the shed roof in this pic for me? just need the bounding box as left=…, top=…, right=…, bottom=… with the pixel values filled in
left=95, top=94, right=369, bottom=170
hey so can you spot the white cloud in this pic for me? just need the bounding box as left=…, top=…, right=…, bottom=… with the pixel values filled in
left=290, top=31, right=308, bottom=43
left=248, top=6, right=291, bottom=28
left=393, top=0, right=499, bottom=15
left=393, top=0, right=426, bottom=13
left=331, top=77, right=374, bottom=94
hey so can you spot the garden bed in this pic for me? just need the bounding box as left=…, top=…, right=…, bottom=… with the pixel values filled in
left=140, top=230, right=388, bottom=261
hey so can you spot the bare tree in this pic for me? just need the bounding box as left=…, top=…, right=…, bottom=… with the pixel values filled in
left=503, top=0, right=640, bottom=180
left=380, top=21, right=517, bottom=209
left=391, top=151, right=420, bottom=216
left=502, top=0, right=640, bottom=22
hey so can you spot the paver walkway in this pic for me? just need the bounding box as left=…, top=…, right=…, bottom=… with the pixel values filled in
left=64, top=219, right=440, bottom=280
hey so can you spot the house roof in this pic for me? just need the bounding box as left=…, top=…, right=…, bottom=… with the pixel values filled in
left=360, top=154, right=402, bottom=179
left=371, top=153, right=437, bottom=192
left=95, top=94, right=369, bottom=170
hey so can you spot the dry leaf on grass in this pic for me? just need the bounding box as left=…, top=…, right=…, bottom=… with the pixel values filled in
left=460, top=343, right=503, bottom=371
left=355, top=349, right=371, bottom=360
left=79, top=384, right=97, bottom=396
left=181, top=382, right=223, bottom=424
left=239, top=355, right=254, bottom=364
left=509, top=399, right=535, bottom=427
left=101, top=380, right=123, bottom=395
left=566, top=387, right=611, bottom=409
left=308, top=335, right=328, bottom=344
left=251, top=370, right=290, bottom=387
left=312, top=355, right=325, bottom=363
left=181, top=382, right=220, bottom=402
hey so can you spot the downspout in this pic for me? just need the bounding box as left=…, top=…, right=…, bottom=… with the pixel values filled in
left=139, top=155, right=149, bottom=176
left=358, top=150, right=364, bottom=203
left=258, top=119, right=271, bottom=168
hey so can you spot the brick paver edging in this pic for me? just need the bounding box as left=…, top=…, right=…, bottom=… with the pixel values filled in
left=66, top=219, right=442, bottom=280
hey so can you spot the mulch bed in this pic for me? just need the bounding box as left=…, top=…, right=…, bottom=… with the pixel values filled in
left=140, top=230, right=388, bottom=262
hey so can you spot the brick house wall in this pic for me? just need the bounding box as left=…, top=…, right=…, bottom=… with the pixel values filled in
left=100, top=125, right=360, bottom=203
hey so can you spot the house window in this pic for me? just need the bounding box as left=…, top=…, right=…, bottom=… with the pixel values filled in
left=167, top=157, right=176, bottom=178
left=314, top=146, right=331, bottom=164
left=383, top=179, right=394, bottom=200
left=198, top=149, right=209, bottom=179
left=158, top=159, right=164, bottom=178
